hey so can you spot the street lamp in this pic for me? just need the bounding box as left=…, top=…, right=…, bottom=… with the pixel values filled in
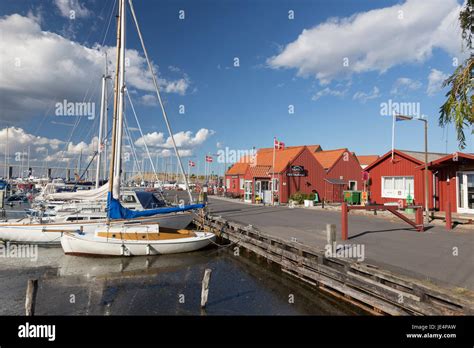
left=396, top=114, right=429, bottom=224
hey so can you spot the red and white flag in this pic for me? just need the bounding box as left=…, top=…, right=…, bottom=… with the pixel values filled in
left=188, top=160, right=196, bottom=167
left=205, top=155, right=213, bottom=163
left=274, top=138, right=285, bottom=150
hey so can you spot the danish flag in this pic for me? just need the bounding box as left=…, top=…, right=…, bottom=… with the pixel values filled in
left=188, top=160, right=196, bottom=167
left=205, top=155, right=213, bottom=163
left=274, top=138, right=285, bottom=150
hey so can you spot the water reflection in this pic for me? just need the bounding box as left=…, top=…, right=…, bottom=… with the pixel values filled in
left=0, top=246, right=365, bottom=315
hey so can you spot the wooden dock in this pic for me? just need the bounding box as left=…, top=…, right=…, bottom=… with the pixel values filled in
left=195, top=213, right=474, bottom=316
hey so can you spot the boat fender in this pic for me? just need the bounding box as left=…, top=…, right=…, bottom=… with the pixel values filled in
left=146, top=244, right=151, bottom=255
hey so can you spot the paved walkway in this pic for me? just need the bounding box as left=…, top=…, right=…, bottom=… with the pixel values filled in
left=207, top=197, right=474, bottom=291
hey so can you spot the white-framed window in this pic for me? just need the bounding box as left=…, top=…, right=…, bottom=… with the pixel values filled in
left=348, top=180, right=357, bottom=190
left=381, top=176, right=414, bottom=199
left=271, top=178, right=279, bottom=192
left=239, top=178, right=244, bottom=190
left=226, top=178, right=230, bottom=189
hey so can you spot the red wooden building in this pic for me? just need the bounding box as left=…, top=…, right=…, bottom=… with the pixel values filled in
left=224, top=162, right=249, bottom=198
left=313, top=149, right=363, bottom=202
left=365, top=149, right=446, bottom=209
left=425, top=152, right=474, bottom=214
left=243, top=146, right=326, bottom=204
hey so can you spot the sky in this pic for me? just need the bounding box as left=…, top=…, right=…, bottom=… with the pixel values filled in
left=0, top=0, right=472, bottom=177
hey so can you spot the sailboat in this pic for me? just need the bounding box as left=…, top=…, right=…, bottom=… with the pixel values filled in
left=60, top=0, right=215, bottom=256
left=0, top=1, right=208, bottom=246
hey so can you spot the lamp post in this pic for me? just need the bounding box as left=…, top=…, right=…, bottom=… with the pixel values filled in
left=396, top=114, right=429, bottom=224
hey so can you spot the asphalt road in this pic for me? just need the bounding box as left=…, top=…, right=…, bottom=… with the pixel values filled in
left=207, top=196, right=474, bottom=291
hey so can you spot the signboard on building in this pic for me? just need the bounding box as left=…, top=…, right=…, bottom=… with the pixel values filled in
left=287, top=165, right=307, bottom=177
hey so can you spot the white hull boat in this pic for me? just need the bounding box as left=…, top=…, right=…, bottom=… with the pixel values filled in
left=61, top=225, right=215, bottom=256
left=0, top=212, right=194, bottom=245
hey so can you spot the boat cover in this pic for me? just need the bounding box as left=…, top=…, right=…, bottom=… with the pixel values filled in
left=107, top=192, right=204, bottom=219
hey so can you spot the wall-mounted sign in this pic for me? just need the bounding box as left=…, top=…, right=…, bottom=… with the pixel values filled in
left=287, top=165, right=307, bottom=177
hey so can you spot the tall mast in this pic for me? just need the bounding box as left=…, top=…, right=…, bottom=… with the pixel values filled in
left=107, top=0, right=123, bottom=206
left=4, top=127, right=8, bottom=179
left=95, top=55, right=109, bottom=188
left=113, top=0, right=126, bottom=198
left=103, top=52, right=109, bottom=182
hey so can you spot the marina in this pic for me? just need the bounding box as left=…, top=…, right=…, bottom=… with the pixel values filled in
left=0, top=0, right=473, bottom=344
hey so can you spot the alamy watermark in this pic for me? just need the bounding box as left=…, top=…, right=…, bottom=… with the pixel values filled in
left=55, top=99, right=95, bottom=120
left=0, top=243, right=38, bottom=262
left=217, top=146, right=257, bottom=165
left=325, top=243, right=365, bottom=262
left=380, top=99, right=420, bottom=118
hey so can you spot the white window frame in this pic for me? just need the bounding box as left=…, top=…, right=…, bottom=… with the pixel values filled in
left=226, top=178, right=230, bottom=189
left=348, top=180, right=357, bottom=191
left=271, top=178, right=279, bottom=192
left=239, top=178, right=244, bottom=190
left=381, top=176, right=415, bottom=199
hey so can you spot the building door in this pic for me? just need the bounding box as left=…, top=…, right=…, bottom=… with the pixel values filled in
left=260, top=180, right=272, bottom=204
left=456, top=172, right=474, bottom=214
left=244, top=180, right=252, bottom=202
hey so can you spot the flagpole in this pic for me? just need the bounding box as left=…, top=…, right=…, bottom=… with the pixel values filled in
left=391, top=113, right=395, bottom=161
left=272, top=137, right=276, bottom=205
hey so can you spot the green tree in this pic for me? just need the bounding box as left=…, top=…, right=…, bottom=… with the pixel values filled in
left=439, top=0, right=474, bottom=149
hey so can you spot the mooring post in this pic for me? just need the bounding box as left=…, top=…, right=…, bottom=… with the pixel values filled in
left=341, top=202, right=348, bottom=240
left=25, top=279, right=38, bottom=316
left=200, top=268, right=212, bottom=309
left=445, top=201, right=452, bottom=230
left=326, top=224, right=336, bottom=247
left=415, top=206, right=424, bottom=231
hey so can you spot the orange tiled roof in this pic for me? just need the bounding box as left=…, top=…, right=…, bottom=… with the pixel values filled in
left=258, top=144, right=321, bottom=153
left=248, top=165, right=272, bottom=178
left=313, top=148, right=348, bottom=169
left=226, top=162, right=249, bottom=175
left=254, top=147, right=305, bottom=173
left=357, top=155, right=379, bottom=166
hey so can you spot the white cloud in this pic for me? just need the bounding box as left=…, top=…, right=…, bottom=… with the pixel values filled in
left=0, top=127, right=102, bottom=165
left=267, top=0, right=463, bottom=84
left=140, top=94, right=158, bottom=106
left=135, top=128, right=215, bottom=157
left=427, top=69, right=449, bottom=96
left=390, top=77, right=422, bottom=95
left=0, top=127, right=63, bottom=157
left=54, top=0, right=91, bottom=18
left=312, top=87, right=346, bottom=101
left=135, top=132, right=166, bottom=147
left=352, top=86, right=381, bottom=103
left=0, top=14, right=191, bottom=121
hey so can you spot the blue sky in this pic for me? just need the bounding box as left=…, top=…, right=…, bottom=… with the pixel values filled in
left=0, top=0, right=471, bottom=176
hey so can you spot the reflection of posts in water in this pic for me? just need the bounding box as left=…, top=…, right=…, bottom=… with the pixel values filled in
left=200, top=268, right=212, bottom=309
left=25, top=279, right=38, bottom=316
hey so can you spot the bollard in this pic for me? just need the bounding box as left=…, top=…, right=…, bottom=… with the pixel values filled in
left=326, top=224, right=336, bottom=246
left=200, top=269, right=212, bottom=309
left=25, top=279, right=38, bottom=316
left=445, top=201, right=452, bottom=230
left=415, top=207, right=424, bottom=231
left=341, top=202, right=348, bottom=240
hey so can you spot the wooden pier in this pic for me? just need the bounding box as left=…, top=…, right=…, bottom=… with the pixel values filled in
left=195, top=213, right=474, bottom=316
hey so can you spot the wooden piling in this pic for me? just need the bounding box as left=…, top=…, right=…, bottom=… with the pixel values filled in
left=25, top=279, right=38, bottom=316
left=341, top=202, right=348, bottom=240
left=445, top=201, right=452, bottom=230
left=326, top=224, right=336, bottom=246
left=200, top=269, right=212, bottom=308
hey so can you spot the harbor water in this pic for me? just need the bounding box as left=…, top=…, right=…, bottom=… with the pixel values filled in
left=0, top=244, right=366, bottom=315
